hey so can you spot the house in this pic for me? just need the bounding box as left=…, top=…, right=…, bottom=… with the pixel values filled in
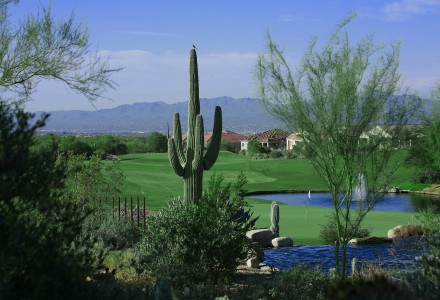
left=204, top=130, right=246, bottom=152
left=182, top=129, right=246, bottom=152
left=286, top=133, right=303, bottom=150
left=241, top=128, right=290, bottom=151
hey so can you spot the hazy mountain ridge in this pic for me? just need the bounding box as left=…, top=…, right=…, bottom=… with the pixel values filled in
left=38, top=97, right=284, bottom=134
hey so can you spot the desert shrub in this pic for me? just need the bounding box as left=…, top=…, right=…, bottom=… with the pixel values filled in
left=253, top=265, right=331, bottom=300
left=406, top=207, right=440, bottom=299
left=252, top=152, right=270, bottom=159
left=0, top=105, right=99, bottom=299
left=320, top=215, right=371, bottom=244
left=133, top=173, right=257, bottom=286
left=327, top=275, right=415, bottom=300
left=269, top=149, right=284, bottom=159
left=282, top=149, right=297, bottom=159
left=220, top=140, right=237, bottom=153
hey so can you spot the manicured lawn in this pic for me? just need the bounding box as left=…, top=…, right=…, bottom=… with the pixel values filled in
left=249, top=200, right=419, bottom=245
left=118, top=150, right=421, bottom=245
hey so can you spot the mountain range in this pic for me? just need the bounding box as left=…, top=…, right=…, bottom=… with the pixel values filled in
left=37, top=97, right=285, bottom=134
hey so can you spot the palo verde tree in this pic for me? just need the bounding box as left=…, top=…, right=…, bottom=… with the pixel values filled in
left=0, top=0, right=119, bottom=105
left=256, top=13, right=421, bottom=278
left=168, top=48, right=222, bottom=203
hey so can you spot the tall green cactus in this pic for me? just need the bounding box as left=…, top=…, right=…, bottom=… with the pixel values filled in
left=168, top=48, right=222, bottom=203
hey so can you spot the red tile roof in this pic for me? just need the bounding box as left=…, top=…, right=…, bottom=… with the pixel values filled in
left=244, top=128, right=290, bottom=142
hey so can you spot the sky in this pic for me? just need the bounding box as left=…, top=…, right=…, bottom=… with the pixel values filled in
left=9, top=0, right=440, bottom=112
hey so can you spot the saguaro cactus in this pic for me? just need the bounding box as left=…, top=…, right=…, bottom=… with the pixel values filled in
left=168, top=48, right=222, bottom=203
left=270, top=201, right=279, bottom=237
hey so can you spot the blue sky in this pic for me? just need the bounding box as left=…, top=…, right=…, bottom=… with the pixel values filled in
left=11, top=0, right=440, bottom=112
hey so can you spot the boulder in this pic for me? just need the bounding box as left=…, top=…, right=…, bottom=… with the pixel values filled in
left=272, top=237, right=293, bottom=248
left=349, top=236, right=393, bottom=244
left=387, top=224, right=424, bottom=239
left=246, top=257, right=260, bottom=269
left=246, top=229, right=273, bottom=247
left=388, top=187, right=400, bottom=193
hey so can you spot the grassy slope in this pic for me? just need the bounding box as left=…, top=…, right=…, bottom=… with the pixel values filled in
left=119, top=151, right=419, bottom=244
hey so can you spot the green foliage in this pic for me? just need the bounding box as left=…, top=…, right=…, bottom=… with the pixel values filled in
left=59, top=135, right=93, bottom=156
left=408, top=207, right=440, bottom=299
left=406, top=87, right=440, bottom=184
left=254, top=265, right=332, bottom=300
left=132, top=173, right=256, bottom=286
left=145, top=131, right=167, bottom=153
left=0, top=1, right=119, bottom=104
left=94, top=134, right=128, bottom=156
left=168, top=48, right=222, bottom=203
left=256, top=12, right=421, bottom=278
left=220, top=140, right=236, bottom=153
left=320, top=215, right=371, bottom=245
left=0, top=104, right=97, bottom=298
left=327, top=276, right=414, bottom=300
left=247, top=139, right=268, bottom=157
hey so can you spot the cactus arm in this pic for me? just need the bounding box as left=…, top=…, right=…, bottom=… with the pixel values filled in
left=192, top=114, right=205, bottom=171
left=172, top=113, right=186, bottom=166
left=203, top=106, right=222, bottom=170
left=168, top=137, right=185, bottom=176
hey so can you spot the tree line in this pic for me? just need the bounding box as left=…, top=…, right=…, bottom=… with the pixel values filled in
left=34, top=132, right=169, bottom=156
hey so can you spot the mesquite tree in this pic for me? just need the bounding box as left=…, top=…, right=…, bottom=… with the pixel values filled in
left=256, top=13, right=421, bottom=278
left=168, top=48, right=222, bottom=203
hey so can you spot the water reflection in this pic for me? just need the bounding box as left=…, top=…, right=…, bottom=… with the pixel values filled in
left=249, top=192, right=440, bottom=212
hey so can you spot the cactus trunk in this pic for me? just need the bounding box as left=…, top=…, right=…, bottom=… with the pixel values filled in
left=168, top=48, right=222, bottom=204
left=270, top=201, right=280, bottom=237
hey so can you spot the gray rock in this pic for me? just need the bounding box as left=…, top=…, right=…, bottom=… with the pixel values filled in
left=246, top=229, right=273, bottom=247
left=246, top=257, right=260, bottom=269
left=387, top=224, right=424, bottom=239
left=349, top=236, right=393, bottom=244
left=272, top=237, right=293, bottom=247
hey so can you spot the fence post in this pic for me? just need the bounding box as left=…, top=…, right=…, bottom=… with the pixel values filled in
left=130, top=197, right=133, bottom=225
left=143, top=196, right=146, bottom=229
left=124, top=197, right=127, bottom=222
left=118, top=197, right=121, bottom=221
left=112, top=197, right=115, bottom=220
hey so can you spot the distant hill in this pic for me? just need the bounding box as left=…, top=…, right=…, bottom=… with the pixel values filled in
left=37, top=97, right=285, bottom=134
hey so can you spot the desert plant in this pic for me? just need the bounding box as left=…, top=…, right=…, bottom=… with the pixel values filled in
left=270, top=201, right=280, bottom=237
left=254, top=265, right=331, bottom=300
left=256, top=12, right=421, bottom=278
left=406, top=206, right=440, bottom=299
left=168, top=48, right=222, bottom=203
left=132, top=173, right=256, bottom=286
left=320, top=215, right=371, bottom=245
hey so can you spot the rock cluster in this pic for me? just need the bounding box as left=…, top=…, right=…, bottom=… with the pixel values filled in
left=245, top=228, right=294, bottom=269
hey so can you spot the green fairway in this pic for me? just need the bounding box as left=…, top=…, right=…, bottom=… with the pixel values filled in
left=249, top=201, right=418, bottom=245
left=118, top=151, right=420, bottom=244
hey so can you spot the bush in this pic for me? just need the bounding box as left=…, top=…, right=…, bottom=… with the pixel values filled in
left=133, top=173, right=257, bottom=286
left=407, top=207, right=440, bottom=299
left=254, top=265, right=332, bottom=300
left=269, top=149, right=284, bottom=159
left=320, top=216, right=371, bottom=244
left=327, top=275, right=415, bottom=300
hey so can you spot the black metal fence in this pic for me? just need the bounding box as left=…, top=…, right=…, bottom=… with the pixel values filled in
left=110, top=196, right=148, bottom=228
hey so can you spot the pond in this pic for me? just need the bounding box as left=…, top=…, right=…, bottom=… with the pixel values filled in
left=263, top=239, right=423, bottom=274
left=249, top=192, right=440, bottom=212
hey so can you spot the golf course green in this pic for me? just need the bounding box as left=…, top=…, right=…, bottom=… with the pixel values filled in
left=118, top=151, right=421, bottom=245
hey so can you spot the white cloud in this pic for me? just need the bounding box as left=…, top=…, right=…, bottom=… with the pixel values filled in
left=383, top=0, right=440, bottom=21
